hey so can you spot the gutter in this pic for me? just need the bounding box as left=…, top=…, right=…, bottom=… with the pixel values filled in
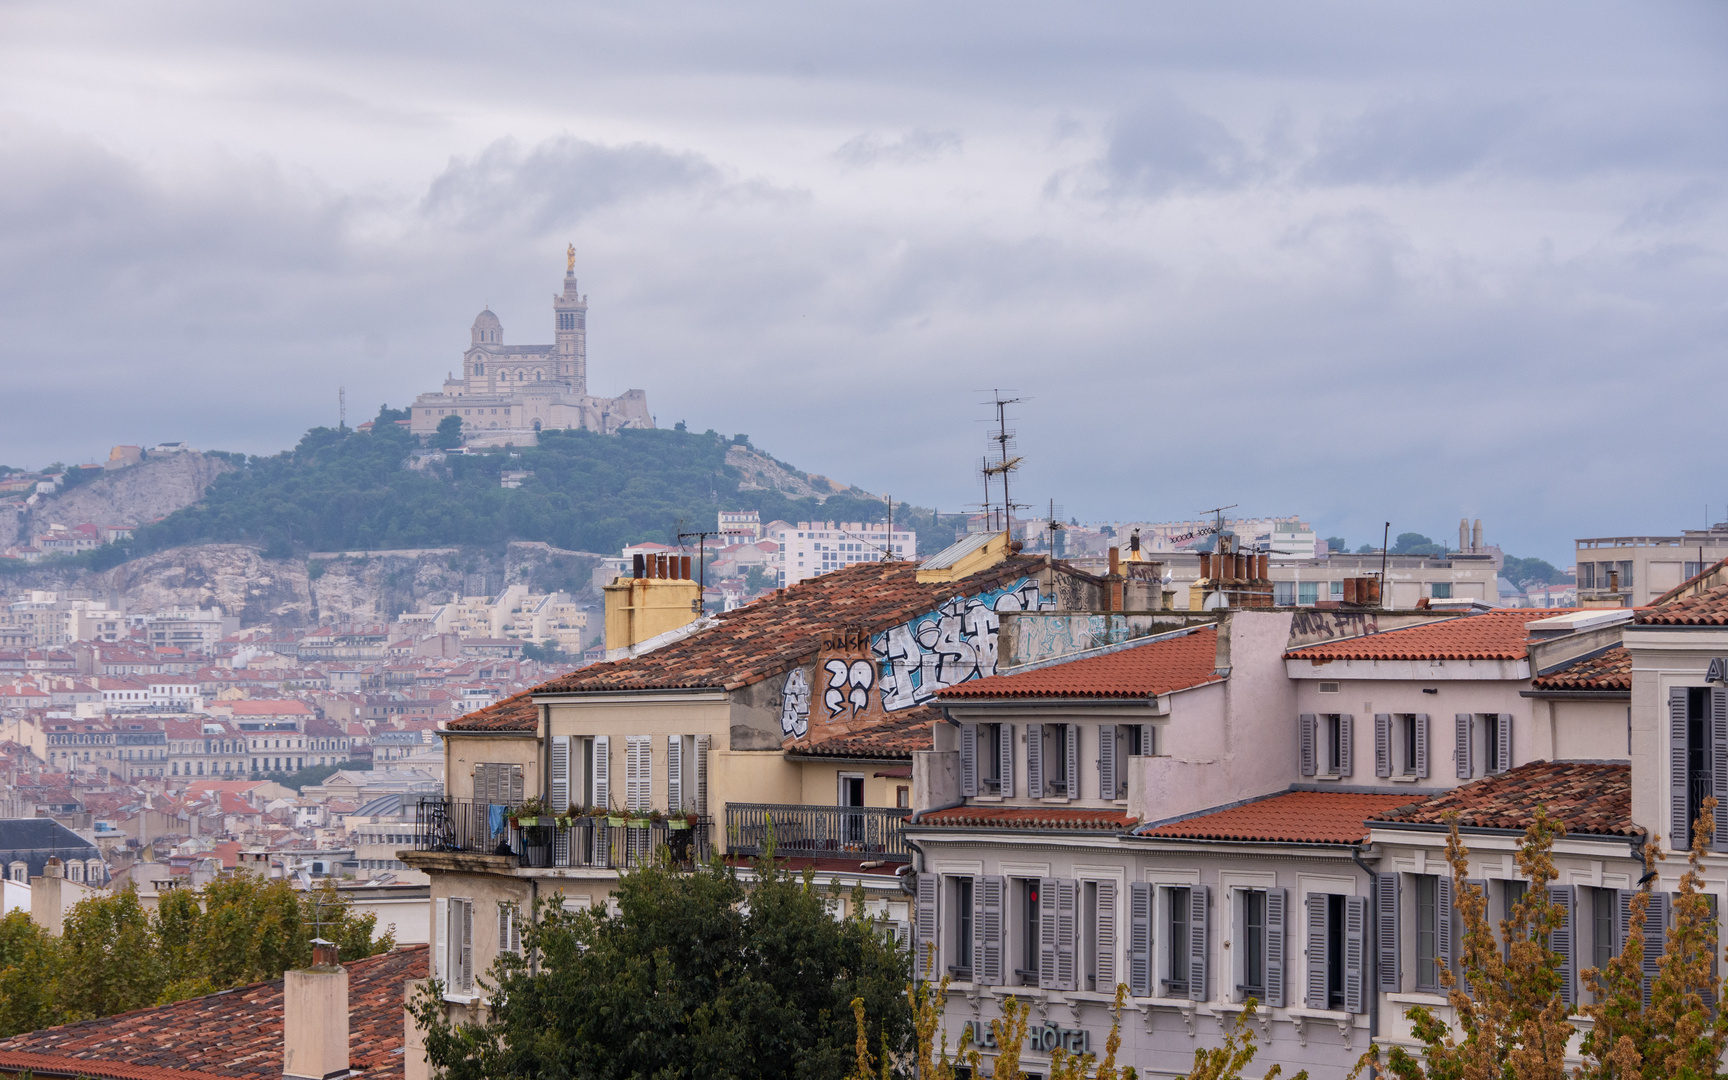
left=1350, top=845, right=1379, bottom=1047
left=1518, top=688, right=1630, bottom=700
left=1366, top=820, right=1646, bottom=848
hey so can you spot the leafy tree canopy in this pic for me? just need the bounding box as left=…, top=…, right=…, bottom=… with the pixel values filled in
left=1502, top=555, right=1569, bottom=587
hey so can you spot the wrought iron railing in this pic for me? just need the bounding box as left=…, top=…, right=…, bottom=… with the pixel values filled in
left=725, top=803, right=911, bottom=862
left=412, top=798, right=712, bottom=870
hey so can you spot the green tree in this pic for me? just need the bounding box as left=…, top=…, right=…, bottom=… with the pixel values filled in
left=1325, top=537, right=1348, bottom=553
left=433, top=414, right=465, bottom=450
left=1391, top=532, right=1447, bottom=556
left=0, top=910, right=62, bottom=1035
left=413, top=854, right=910, bottom=1080
left=57, top=888, right=163, bottom=1020
left=1501, top=556, right=1567, bottom=588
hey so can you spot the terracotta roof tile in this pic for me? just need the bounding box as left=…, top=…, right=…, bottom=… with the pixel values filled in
left=1370, top=760, right=1637, bottom=837
left=1530, top=647, right=1631, bottom=692
left=1141, top=790, right=1417, bottom=845
left=1637, top=581, right=1728, bottom=625
left=0, top=944, right=427, bottom=1079
left=1284, top=609, right=1576, bottom=663
left=788, top=705, right=936, bottom=759
left=447, top=688, right=538, bottom=732
left=916, top=805, right=1137, bottom=831
left=938, top=627, right=1220, bottom=701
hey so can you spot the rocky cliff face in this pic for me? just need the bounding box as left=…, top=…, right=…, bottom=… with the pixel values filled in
left=726, top=445, right=869, bottom=502
left=1, top=452, right=235, bottom=549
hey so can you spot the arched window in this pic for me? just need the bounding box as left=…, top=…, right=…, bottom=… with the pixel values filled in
left=534, top=370, right=543, bottom=381
left=7, top=863, right=23, bottom=882
left=86, top=860, right=102, bottom=883
left=66, top=862, right=83, bottom=883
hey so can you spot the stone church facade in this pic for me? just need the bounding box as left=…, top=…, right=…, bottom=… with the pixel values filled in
left=409, top=257, right=653, bottom=446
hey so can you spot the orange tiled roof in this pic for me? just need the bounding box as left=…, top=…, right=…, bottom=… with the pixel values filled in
left=0, top=944, right=426, bottom=1079
left=1284, top=609, right=1575, bottom=663
left=916, top=805, right=1137, bottom=831
left=1370, top=760, right=1637, bottom=837
left=1637, top=581, right=1728, bottom=625
left=938, top=627, right=1220, bottom=701
left=1141, top=790, right=1417, bottom=845
left=448, top=688, right=538, bottom=732
left=788, top=705, right=937, bottom=759
left=1530, top=647, right=1631, bottom=692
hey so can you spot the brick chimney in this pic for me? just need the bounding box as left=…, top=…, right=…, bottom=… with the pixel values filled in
left=283, top=940, right=349, bottom=1080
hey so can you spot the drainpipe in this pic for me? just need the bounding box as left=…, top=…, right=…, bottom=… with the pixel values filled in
left=1351, top=845, right=1380, bottom=1047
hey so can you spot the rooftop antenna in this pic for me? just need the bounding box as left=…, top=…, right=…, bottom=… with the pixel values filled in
left=676, top=525, right=718, bottom=609
left=980, top=390, right=1026, bottom=540
left=339, top=386, right=346, bottom=432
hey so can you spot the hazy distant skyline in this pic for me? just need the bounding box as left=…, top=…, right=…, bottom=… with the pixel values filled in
left=4, top=2, right=1726, bottom=563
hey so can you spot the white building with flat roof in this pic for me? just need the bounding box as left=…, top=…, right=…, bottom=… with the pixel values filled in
left=771, top=520, right=916, bottom=587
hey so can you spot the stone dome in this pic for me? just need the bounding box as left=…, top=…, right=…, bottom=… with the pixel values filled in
left=471, top=309, right=503, bottom=346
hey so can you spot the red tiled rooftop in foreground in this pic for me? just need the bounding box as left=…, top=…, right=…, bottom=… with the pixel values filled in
left=1529, top=647, right=1631, bottom=693
left=448, top=687, right=538, bottom=732
left=1284, top=609, right=1578, bottom=663
left=1637, top=581, right=1728, bottom=625
left=0, top=944, right=426, bottom=1080
left=1141, top=790, right=1417, bottom=845
left=938, top=627, right=1220, bottom=701
left=1370, top=760, right=1637, bottom=837
left=916, top=806, right=1137, bottom=831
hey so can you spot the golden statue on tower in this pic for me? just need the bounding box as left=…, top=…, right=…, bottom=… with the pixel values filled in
left=566, top=243, right=576, bottom=274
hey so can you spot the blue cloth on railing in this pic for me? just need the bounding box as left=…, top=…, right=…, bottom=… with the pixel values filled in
left=489, top=803, right=508, bottom=837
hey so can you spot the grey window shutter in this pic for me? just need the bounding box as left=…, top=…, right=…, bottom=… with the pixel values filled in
left=1671, top=687, right=1690, bottom=844
left=1456, top=713, right=1474, bottom=779
left=1616, top=889, right=1633, bottom=964
left=1437, top=875, right=1454, bottom=976
left=1374, top=714, right=1392, bottom=778
left=1344, top=895, right=1368, bottom=1014
left=975, top=876, right=1003, bottom=985
left=593, top=734, right=610, bottom=811
left=666, top=735, right=684, bottom=812
left=1027, top=724, right=1044, bottom=798
left=999, top=723, right=1015, bottom=797
left=1299, top=713, right=1317, bottom=776
left=1099, top=724, right=1118, bottom=799
left=1461, top=879, right=1488, bottom=997
left=1096, top=880, right=1117, bottom=988
left=550, top=736, right=570, bottom=812
left=1305, top=892, right=1328, bottom=1009
left=1264, top=887, right=1287, bottom=1008
left=915, top=874, right=939, bottom=980
left=1548, top=884, right=1574, bottom=1008
left=1377, top=874, right=1401, bottom=991
left=1189, top=885, right=1209, bottom=1002
left=1128, top=883, right=1152, bottom=997
left=1139, top=723, right=1155, bottom=757
left=1494, top=713, right=1513, bottom=775
left=1058, top=879, right=1079, bottom=991
left=959, top=723, right=978, bottom=798
left=1415, top=713, right=1430, bottom=778
left=694, top=734, right=711, bottom=813
left=1642, top=892, right=1669, bottom=1007
left=434, top=897, right=448, bottom=986
left=1338, top=714, right=1354, bottom=777
left=1038, top=876, right=1060, bottom=989
left=1064, top=724, right=1079, bottom=800
left=1713, top=689, right=1728, bottom=850
left=459, top=898, right=474, bottom=993
left=508, top=765, right=524, bottom=804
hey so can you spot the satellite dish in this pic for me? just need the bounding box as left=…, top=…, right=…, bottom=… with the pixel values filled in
left=1202, top=591, right=1230, bottom=611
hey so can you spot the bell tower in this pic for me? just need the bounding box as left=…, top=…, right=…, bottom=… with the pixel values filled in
left=554, top=245, right=588, bottom=394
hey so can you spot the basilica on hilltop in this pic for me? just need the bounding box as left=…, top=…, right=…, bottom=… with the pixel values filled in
left=408, top=248, right=653, bottom=446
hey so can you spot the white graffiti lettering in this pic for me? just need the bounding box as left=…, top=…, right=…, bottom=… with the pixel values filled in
left=822, top=658, right=874, bottom=717
left=870, top=577, right=1054, bottom=711
left=780, top=667, right=811, bottom=737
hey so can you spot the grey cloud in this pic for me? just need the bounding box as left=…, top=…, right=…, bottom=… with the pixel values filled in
left=1081, top=97, right=1255, bottom=198
left=833, top=129, right=963, bottom=169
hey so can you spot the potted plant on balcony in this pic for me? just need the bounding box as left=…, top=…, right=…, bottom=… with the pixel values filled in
left=667, top=809, right=696, bottom=830
left=509, top=797, right=550, bottom=829
left=628, top=807, right=656, bottom=829
left=606, top=801, right=627, bottom=828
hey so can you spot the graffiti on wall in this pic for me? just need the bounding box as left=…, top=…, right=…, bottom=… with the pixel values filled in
left=779, top=667, right=810, bottom=737
left=872, top=577, right=1054, bottom=711
left=1011, top=613, right=1188, bottom=667
left=823, top=658, right=874, bottom=717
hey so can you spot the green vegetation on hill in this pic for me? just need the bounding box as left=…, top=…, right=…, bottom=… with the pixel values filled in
left=35, top=409, right=958, bottom=573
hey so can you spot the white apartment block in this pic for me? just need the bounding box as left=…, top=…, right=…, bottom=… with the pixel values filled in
left=770, top=520, right=916, bottom=587
left=1574, top=523, right=1728, bottom=607
left=424, top=585, right=588, bottom=648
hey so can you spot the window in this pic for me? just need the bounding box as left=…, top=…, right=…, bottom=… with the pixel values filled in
left=897, top=785, right=909, bottom=808
left=1591, top=887, right=1617, bottom=994
left=6, top=864, right=21, bottom=883
left=1579, top=563, right=1596, bottom=589
left=437, top=897, right=475, bottom=998
left=1415, top=875, right=1446, bottom=992
left=979, top=724, right=1002, bottom=793
left=1016, top=879, right=1041, bottom=985
left=497, top=902, right=522, bottom=956
left=1165, top=888, right=1190, bottom=995
left=1274, top=581, right=1295, bottom=606
left=1318, top=681, right=1339, bottom=694
left=1238, top=889, right=1270, bottom=1001
left=1300, top=714, right=1353, bottom=777
left=1376, top=713, right=1429, bottom=778
left=1028, top=723, right=1078, bottom=799
left=1297, top=582, right=1319, bottom=606
left=1455, top=713, right=1513, bottom=779
left=1326, top=894, right=1345, bottom=1008
left=949, top=876, right=975, bottom=979
left=1329, top=580, right=1344, bottom=599
left=1081, top=880, right=1100, bottom=992
left=1430, top=582, right=1453, bottom=599
left=1486, top=714, right=1506, bottom=774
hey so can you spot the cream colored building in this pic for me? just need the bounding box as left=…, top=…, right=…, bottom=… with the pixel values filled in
left=423, top=585, right=589, bottom=650
left=1574, top=524, right=1728, bottom=607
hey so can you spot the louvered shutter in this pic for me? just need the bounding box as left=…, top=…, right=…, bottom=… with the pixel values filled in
left=1039, top=877, right=1060, bottom=988
left=1064, top=724, right=1079, bottom=800
left=1027, top=724, right=1044, bottom=798
left=1305, top=893, right=1328, bottom=1008
left=630, top=736, right=651, bottom=811
left=667, top=735, right=684, bottom=812
left=1338, top=714, right=1354, bottom=777
left=1128, top=883, right=1152, bottom=997
left=1300, top=713, right=1317, bottom=776
left=1057, top=879, right=1079, bottom=991
left=498, top=903, right=510, bottom=957
left=1096, top=880, right=1117, bottom=988
left=458, top=898, right=474, bottom=993
left=1189, top=885, right=1209, bottom=1002
left=1713, top=690, right=1728, bottom=850
left=959, top=724, right=978, bottom=798
left=1099, top=725, right=1118, bottom=799
left=1548, top=885, right=1574, bottom=1008
left=1671, top=687, right=1690, bottom=845
left=976, top=876, right=1004, bottom=985
left=1642, top=892, right=1669, bottom=1007
left=550, top=736, right=570, bottom=812
left=1454, top=713, right=1472, bottom=779
left=1494, top=713, right=1512, bottom=775
left=474, top=764, right=493, bottom=803
left=1374, top=714, right=1392, bottom=778
left=1414, top=713, right=1430, bottom=778
left=998, top=723, right=1015, bottom=797
left=915, top=875, right=939, bottom=980
left=593, top=735, right=611, bottom=811
left=1377, top=874, right=1401, bottom=991
left=434, top=897, right=448, bottom=987
left=694, top=734, right=711, bottom=813
left=1265, top=888, right=1287, bottom=1008
left=1436, top=876, right=1454, bottom=978
left=1344, top=896, right=1368, bottom=1013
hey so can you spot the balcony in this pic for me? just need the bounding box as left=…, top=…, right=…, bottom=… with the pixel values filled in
left=725, top=803, right=911, bottom=863
left=412, top=798, right=712, bottom=871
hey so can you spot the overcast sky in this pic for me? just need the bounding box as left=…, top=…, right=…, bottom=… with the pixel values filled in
left=3, top=2, right=1725, bottom=562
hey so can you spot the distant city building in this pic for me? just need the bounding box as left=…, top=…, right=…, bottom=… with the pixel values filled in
left=1575, top=522, right=1728, bottom=607
left=771, top=521, right=916, bottom=587
left=407, top=253, right=652, bottom=447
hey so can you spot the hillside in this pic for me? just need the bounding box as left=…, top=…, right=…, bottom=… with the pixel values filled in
left=0, top=451, right=235, bottom=550
left=19, top=413, right=956, bottom=576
